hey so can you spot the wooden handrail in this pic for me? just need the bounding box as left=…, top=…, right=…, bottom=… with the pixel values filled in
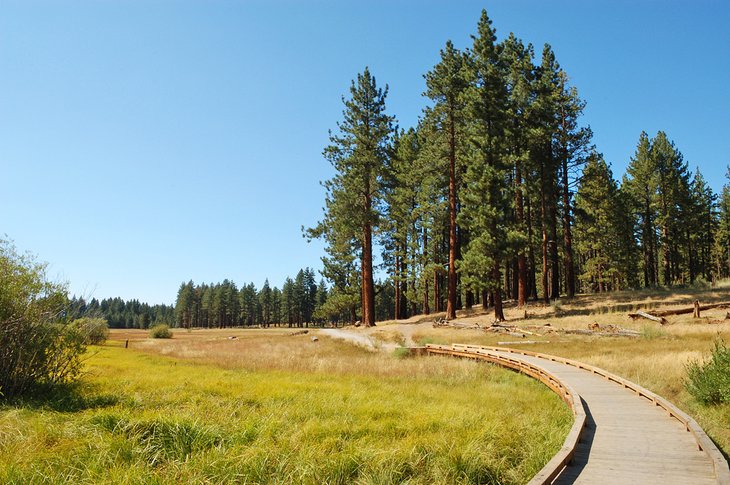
left=424, top=344, right=586, bottom=485
left=433, top=343, right=730, bottom=485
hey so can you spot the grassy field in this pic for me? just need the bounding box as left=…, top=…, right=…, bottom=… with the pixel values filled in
left=4, top=284, right=729, bottom=484
left=0, top=330, right=571, bottom=484
left=376, top=284, right=730, bottom=454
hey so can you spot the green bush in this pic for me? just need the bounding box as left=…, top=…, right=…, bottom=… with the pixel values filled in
left=70, top=317, right=109, bottom=345
left=0, top=239, right=84, bottom=398
left=685, top=339, right=730, bottom=404
left=150, top=324, right=172, bottom=339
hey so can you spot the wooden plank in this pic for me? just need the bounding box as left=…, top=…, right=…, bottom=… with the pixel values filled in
left=426, top=343, right=730, bottom=485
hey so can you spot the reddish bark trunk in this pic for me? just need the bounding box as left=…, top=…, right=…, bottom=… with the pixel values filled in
left=550, top=203, right=560, bottom=298
left=540, top=161, right=550, bottom=303
left=446, top=108, right=458, bottom=320
left=394, top=250, right=401, bottom=320
left=433, top=270, right=440, bottom=313
left=515, top=160, right=527, bottom=307
left=493, top=263, right=505, bottom=322
left=362, top=194, right=376, bottom=326
left=423, top=227, right=430, bottom=315
left=561, top=149, right=575, bottom=297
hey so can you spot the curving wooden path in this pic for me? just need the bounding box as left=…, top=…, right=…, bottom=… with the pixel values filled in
left=424, top=344, right=730, bottom=485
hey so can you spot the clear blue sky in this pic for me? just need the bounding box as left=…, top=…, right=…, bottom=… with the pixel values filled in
left=2, top=1, right=728, bottom=305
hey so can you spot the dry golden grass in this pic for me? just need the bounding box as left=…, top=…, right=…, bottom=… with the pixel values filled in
left=109, top=328, right=495, bottom=380
left=0, top=330, right=570, bottom=484
left=386, top=284, right=730, bottom=454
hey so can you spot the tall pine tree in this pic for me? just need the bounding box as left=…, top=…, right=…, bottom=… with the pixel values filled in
left=308, top=68, right=396, bottom=326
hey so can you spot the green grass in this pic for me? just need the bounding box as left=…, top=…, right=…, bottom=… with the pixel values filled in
left=0, top=345, right=571, bottom=484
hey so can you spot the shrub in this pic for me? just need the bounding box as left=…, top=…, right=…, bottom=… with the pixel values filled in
left=70, top=317, right=109, bottom=345
left=0, top=239, right=85, bottom=398
left=685, top=339, right=730, bottom=404
left=150, top=324, right=172, bottom=339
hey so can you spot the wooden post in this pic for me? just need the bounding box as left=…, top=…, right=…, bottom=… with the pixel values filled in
left=693, top=300, right=701, bottom=319
left=125, top=339, right=129, bottom=348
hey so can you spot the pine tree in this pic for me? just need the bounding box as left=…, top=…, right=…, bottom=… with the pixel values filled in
left=531, top=44, right=562, bottom=302
left=259, top=279, right=272, bottom=327
left=501, top=32, right=534, bottom=307
left=713, top=167, right=730, bottom=279
left=652, top=132, right=691, bottom=285
left=414, top=118, right=449, bottom=314
left=624, top=132, right=659, bottom=287
left=424, top=39, right=470, bottom=320
left=308, top=67, right=396, bottom=327
left=174, top=281, right=195, bottom=328
left=385, top=127, right=420, bottom=319
left=458, top=10, right=511, bottom=321
left=554, top=70, right=592, bottom=297
left=271, top=287, right=282, bottom=325
left=574, top=155, right=635, bottom=291
left=314, top=278, right=328, bottom=325
left=687, top=168, right=716, bottom=282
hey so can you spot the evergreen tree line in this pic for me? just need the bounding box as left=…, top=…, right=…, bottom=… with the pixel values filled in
left=172, top=268, right=396, bottom=328
left=307, top=9, right=730, bottom=325
left=68, top=296, right=175, bottom=329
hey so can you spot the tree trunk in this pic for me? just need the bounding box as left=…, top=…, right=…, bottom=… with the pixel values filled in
left=394, top=249, right=401, bottom=320
left=505, top=259, right=512, bottom=300
left=446, top=108, right=458, bottom=320
left=423, top=227, right=430, bottom=315
left=662, top=224, right=671, bottom=285
left=561, top=152, right=575, bottom=297
left=526, top=194, right=538, bottom=300
left=515, top=159, right=527, bottom=306
left=400, top=254, right=408, bottom=319
left=362, top=212, right=376, bottom=327
left=492, top=263, right=505, bottom=322
left=433, top=269, right=440, bottom=313
left=482, top=289, right=489, bottom=310
left=550, top=202, right=560, bottom=298
left=540, top=160, right=550, bottom=303
left=688, top=228, right=695, bottom=283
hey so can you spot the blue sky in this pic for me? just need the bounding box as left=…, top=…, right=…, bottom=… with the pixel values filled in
left=1, top=1, right=728, bottom=305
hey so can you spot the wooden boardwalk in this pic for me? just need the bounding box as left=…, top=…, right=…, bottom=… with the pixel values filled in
left=425, top=344, right=730, bottom=484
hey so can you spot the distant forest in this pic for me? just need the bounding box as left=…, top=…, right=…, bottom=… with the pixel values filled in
left=171, top=268, right=395, bottom=328
left=68, top=296, right=174, bottom=329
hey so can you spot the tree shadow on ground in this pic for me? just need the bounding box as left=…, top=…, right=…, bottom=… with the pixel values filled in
left=2, top=382, right=121, bottom=413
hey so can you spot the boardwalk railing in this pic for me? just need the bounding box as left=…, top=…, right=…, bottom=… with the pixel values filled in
left=424, top=343, right=730, bottom=485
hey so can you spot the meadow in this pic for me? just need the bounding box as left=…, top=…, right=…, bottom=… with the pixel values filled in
left=0, top=329, right=570, bottom=485
left=388, top=283, right=730, bottom=454
left=3, top=284, right=729, bottom=484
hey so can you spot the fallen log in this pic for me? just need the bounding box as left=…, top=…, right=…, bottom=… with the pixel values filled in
left=497, top=340, right=547, bottom=345
left=628, top=311, right=668, bottom=325
left=432, top=319, right=481, bottom=330
left=485, top=324, right=536, bottom=335
left=651, top=302, right=730, bottom=317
